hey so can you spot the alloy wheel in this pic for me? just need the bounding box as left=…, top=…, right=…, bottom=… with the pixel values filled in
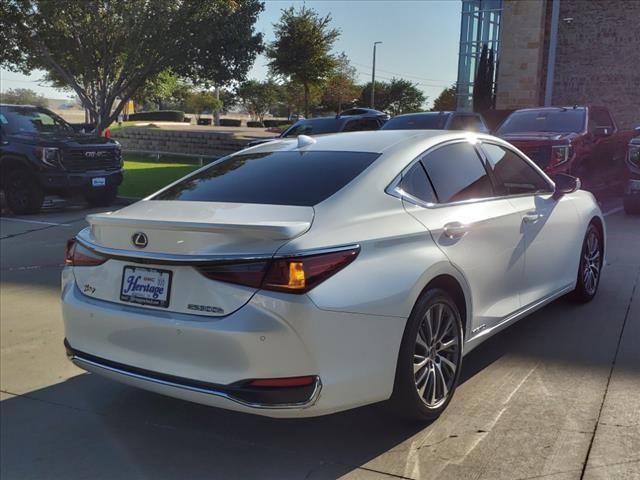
left=582, top=230, right=601, bottom=295
left=413, top=302, right=460, bottom=408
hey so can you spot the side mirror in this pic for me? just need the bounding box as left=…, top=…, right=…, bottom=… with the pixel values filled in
left=552, top=173, right=581, bottom=200
left=593, top=126, right=612, bottom=138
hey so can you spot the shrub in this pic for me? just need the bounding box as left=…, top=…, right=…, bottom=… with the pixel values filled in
left=128, top=110, right=185, bottom=122
left=246, top=121, right=264, bottom=128
left=263, top=119, right=286, bottom=128
left=220, top=118, right=242, bottom=127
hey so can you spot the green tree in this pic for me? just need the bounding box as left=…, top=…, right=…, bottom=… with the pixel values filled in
left=387, top=78, right=426, bottom=115
left=431, top=84, right=457, bottom=111
left=134, top=70, right=179, bottom=111
left=321, top=53, right=360, bottom=113
left=238, top=80, right=278, bottom=121
left=0, top=88, right=48, bottom=107
left=266, top=5, right=340, bottom=117
left=359, top=79, right=425, bottom=114
left=1, top=0, right=263, bottom=133
left=473, top=44, right=495, bottom=112
left=186, top=91, right=223, bottom=121
left=359, top=81, right=390, bottom=112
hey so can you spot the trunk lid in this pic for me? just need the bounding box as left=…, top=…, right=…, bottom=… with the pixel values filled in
left=73, top=200, right=314, bottom=317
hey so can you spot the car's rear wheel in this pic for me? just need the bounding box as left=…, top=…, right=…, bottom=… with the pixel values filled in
left=572, top=223, right=603, bottom=303
left=392, top=288, right=463, bottom=422
left=4, top=168, right=45, bottom=215
left=84, top=186, right=117, bottom=207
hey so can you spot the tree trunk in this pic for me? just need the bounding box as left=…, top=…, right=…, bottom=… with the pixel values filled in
left=214, top=87, right=221, bottom=126
left=303, top=82, right=310, bottom=118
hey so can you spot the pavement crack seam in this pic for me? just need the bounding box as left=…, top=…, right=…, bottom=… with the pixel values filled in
left=0, top=224, right=58, bottom=240
left=578, top=266, right=640, bottom=480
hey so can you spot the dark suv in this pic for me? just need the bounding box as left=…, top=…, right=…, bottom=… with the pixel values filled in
left=0, top=104, right=123, bottom=214
left=624, top=127, right=640, bottom=214
left=381, top=111, right=489, bottom=133
left=247, top=110, right=386, bottom=147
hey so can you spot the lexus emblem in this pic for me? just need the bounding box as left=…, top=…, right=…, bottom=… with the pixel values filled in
left=131, top=232, right=148, bottom=249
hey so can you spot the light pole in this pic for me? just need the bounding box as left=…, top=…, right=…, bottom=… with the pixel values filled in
left=371, top=41, right=382, bottom=109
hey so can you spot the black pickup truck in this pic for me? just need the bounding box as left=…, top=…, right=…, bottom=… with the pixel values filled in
left=0, top=104, right=123, bottom=214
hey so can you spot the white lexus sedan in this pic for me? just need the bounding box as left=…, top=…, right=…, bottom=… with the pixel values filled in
left=62, top=131, right=604, bottom=420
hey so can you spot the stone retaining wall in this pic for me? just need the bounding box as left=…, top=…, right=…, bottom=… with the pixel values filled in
left=112, top=128, right=251, bottom=157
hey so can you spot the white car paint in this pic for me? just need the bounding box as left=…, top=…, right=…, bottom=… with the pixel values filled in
left=61, top=130, right=604, bottom=417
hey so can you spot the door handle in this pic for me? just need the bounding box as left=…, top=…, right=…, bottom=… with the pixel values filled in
left=522, top=212, right=541, bottom=224
left=443, top=222, right=468, bottom=239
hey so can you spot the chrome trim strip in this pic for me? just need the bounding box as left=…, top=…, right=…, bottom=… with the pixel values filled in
left=76, top=235, right=360, bottom=265
left=467, top=283, right=574, bottom=344
left=385, top=137, right=555, bottom=210
left=71, top=355, right=322, bottom=410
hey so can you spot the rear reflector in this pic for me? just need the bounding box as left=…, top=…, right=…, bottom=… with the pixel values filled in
left=247, top=376, right=316, bottom=388
left=197, top=247, right=359, bottom=294
left=65, top=238, right=107, bottom=267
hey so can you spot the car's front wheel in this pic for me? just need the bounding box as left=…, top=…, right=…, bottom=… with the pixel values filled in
left=392, top=288, right=463, bottom=422
left=572, top=223, right=603, bottom=303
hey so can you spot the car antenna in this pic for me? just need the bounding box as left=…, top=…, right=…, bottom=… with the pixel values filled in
left=297, top=135, right=316, bottom=148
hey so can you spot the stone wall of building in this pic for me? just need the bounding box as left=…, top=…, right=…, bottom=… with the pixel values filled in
left=552, top=0, right=640, bottom=129
left=495, top=0, right=548, bottom=109
left=112, top=128, right=251, bottom=158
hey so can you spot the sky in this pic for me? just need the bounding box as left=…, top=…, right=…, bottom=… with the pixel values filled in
left=0, top=0, right=461, bottom=108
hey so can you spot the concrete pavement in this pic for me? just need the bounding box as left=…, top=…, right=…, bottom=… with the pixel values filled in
left=0, top=204, right=638, bottom=480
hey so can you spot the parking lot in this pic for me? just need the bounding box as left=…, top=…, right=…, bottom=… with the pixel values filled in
left=0, top=200, right=638, bottom=480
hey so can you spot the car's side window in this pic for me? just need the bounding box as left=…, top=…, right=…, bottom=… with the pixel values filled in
left=421, top=142, right=494, bottom=203
left=399, top=162, right=437, bottom=204
left=481, top=143, right=552, bottom=196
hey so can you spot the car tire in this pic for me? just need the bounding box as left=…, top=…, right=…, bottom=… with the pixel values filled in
left=391, top=288, right=463, bottom=422
left=623, top=195, right=640, bottom=215
left=572, top=223, right=603, bottom=303
left=84, top=187, right=117, bottom=207
left=4, top=168, right=45, bottom=215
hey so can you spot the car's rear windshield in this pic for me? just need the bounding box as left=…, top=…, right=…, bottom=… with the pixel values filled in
left=381, top=114, right=448, bottom=130
left=282, top=119, right=342, bottom=137
left=0, top=106, right=73, bottom=134
left=153, top=150, right=380, bottom=206
left=497, top=109, right=586, bottom=134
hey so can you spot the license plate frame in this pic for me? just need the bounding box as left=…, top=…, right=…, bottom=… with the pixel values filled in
left=120, top=266, right=173, bottom=308
left=92, top=177, right=106, bottom=187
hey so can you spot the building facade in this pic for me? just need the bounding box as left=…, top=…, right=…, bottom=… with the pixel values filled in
left=457, top=0, right=640, bottom=129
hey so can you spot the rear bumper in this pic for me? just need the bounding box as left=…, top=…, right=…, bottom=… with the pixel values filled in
left=61, top=268, right=404, bottom=417
left=38, top=169, right=123, bottom=192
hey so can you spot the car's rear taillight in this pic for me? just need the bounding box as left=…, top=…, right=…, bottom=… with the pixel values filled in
left=64, top=239, right=106, bottom=267
left=196, top=247, right=359, bottom=294
left=197, top=261, right=270, bottom=288
left=262, top=248, right=359, bottom=293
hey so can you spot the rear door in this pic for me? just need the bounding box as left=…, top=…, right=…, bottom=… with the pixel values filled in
left=399, top=141, right=526, bottom=335
left=479, top=141, right=581, bottom=306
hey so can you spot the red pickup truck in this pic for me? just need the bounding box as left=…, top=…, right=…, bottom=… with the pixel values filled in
left=495, top=106, right=635, bottom=192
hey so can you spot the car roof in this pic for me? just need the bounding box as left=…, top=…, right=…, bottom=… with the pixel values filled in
left=389, top=111, right=454, bottom=118
left=241, top=129, right=481, bottom=155
left=511, top=106, right=587, bottom=113
left=0, top=104, right=39, bottom=109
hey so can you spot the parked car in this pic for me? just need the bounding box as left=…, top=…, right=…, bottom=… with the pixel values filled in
left=624, top=127, right=640, bottom=214
left=62, top=130, right=604, bottom=421
left=381, top=111, right=489, bottom=133
left=0, top=104, right=122, bottom=214
left=247, top=113, right=385, bottom=147
left=339, top=108, right=390, bottom=121
left=495, top=106, right=634, bottom=192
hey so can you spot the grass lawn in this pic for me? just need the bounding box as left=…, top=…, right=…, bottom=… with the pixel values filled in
left=120, top=159, right=200, bottom=198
